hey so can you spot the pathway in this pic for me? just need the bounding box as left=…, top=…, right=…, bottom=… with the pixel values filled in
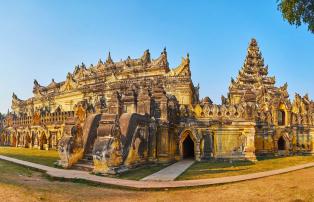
left=141, top=159, right=194, bottom=181
left=1, top=155, right=314, bottom=190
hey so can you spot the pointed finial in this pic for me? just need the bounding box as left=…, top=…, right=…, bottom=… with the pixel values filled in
left=34, top=79, right=39, bottom=86
left=67, top=72, right=72, bottom=79
left=162, top=47, right=167, bottom=55
left=249, top=38, right=258, bottom=47
left=187, top=53, right=190, bottom=58
left=106, top=51, right=113, bottom=64
left=12, top=92, right=17, bottom=99
left=142, top=49, right=151, bottom=64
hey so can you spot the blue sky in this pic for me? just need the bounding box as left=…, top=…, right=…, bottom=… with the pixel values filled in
left=0, top=0, right=313, bottom=113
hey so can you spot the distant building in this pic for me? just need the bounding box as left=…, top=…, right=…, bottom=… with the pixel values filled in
left=2, top=39, right=314, bottom=173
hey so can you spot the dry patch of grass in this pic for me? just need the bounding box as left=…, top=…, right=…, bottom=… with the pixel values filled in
left=0, top=147, right=59, bottom=167
left=177, top=155, right=314, bottom=180
left=1, top=159, right=314, bottom=201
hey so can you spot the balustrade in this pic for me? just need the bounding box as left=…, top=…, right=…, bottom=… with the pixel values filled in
left=11, top=111, right=74, bottom=127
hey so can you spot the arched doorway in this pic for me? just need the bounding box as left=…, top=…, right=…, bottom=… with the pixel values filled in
left=183, top=135, right=195, bottom=159
left=278, top=136, right=286, bottom=150
left=12, top=133, right=17, bottom=147
left=40, top=134, right=48, bottom=150
left=25, top=133, right=30, bottom=148
left=17, top=133, right=20, bottom=146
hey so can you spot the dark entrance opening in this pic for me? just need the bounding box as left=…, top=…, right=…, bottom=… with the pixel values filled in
left=40, top=135, right=47, bottom=150
left=278, top=136, right=286, bottom=150
left=278, top=110, right=285, bottom=126
left=183, top=135, right=195, bottom=159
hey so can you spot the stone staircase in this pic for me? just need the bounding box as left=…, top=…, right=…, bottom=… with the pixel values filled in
left=72, top=113, right=101, bottom=172
left=72, top=153, right=94, bottom=171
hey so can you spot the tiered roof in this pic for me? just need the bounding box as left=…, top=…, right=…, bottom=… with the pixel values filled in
left=229, top=38, right=276, bottom=94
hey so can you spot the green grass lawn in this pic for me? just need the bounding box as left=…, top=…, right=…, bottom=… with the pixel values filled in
left=0, top=147, right=168, bottom=180
left=114, top=163, right=170, bottom=180
left=2, top=146, right=314, bottom=182
left=0, top=147, right=59, bottom=167
left=0, top=159, right=34, bottom=178
left=177, top=155, right=314, bottom=180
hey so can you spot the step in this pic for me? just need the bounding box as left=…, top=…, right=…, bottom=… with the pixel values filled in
left=77, top=159, right=93, bottom=165
left=84, top=154, right=93, bottom=160
left=72, top=163, right=94, bottom=172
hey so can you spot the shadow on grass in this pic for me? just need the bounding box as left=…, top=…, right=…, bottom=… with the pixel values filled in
left=196, top=168, right=249, bottom=174
left=178, top=154, right=314, bottom=180
left=114, top=163, right=171, bottom=180
left=190, top=160, right=255, bottom=170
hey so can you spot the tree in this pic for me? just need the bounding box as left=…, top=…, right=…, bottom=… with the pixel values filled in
left=277, top=0, right=314, bottom=33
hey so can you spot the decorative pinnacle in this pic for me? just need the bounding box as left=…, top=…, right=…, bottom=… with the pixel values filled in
left=162, top=47, right=167, bottom=55
left=106, top=51, right=113, bottom=64
left=81, top=62, right=86, bottom=68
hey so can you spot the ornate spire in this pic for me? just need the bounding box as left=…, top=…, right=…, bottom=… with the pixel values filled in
left=12, top=92, right=17, bottom=99
left=34, top=79, right=40, bottom=87
left=106, top=52, right=113, bottom=64
left=229, top=38, right=274, bottom=91
left=80, top=62, right=86, bottom=69
left=242, top=38, right=264, bottom=72
left=98, top=58, right=103, bottom=65
left=226, top=38, right=280, bottom=106
left=66, top=72, right=73, bottom=80
left=166, top=53, right=190, bottom=77
left=186, top=53, right=190, bottom=65
left=162, top=47, right=167, bottom=56
left=141, top=49, right=151, bottom=64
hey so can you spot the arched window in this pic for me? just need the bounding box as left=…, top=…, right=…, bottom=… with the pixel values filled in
left=278, top=110, right=285, bottom=126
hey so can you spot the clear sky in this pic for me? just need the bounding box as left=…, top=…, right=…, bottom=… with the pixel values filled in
left=0, top=0, right=313, bottom=113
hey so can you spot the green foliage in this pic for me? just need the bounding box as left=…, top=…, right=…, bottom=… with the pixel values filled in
left=278, top=0, right=314, bottom=33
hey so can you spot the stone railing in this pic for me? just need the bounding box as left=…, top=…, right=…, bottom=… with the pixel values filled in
left=182, top=103, right=252, bottom=120
left=12, top=111, right=75, bottom=127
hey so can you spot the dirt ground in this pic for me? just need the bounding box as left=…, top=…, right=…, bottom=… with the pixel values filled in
left=1, top=162, right=314, bottom=202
